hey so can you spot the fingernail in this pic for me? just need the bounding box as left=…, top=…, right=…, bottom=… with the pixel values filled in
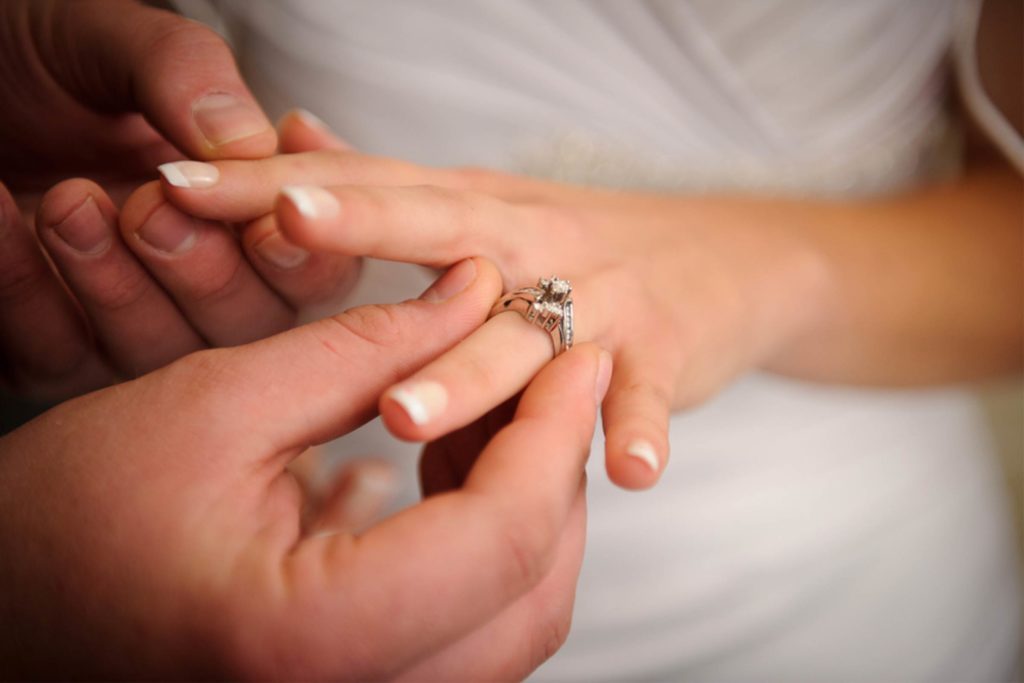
left=595, top=350, right=613, bottom=404
left=293, top=109, right=353, bottom=150
left=158, top=161, right=219, bottom=189
left=253, top=230, right=310, bottom=269
left=294, top=108, right=329, bottom=131
left=625, top=439, right=660, bottom=473
left=52, top=196, right=110, bottom=254
left=136, top=204, right=198, bottom=254
left=192, top=93, right=271, bottom=147
left=280, top=185, right=340, bottom=220
left=419, top=258, right=476, bottom=303
left=387, top=381, right=448, bottom=426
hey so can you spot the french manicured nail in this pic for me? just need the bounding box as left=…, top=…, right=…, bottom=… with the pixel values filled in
left=158, top=161, right=219, bottom=189
left=135, top=204, right=198, bottom=254
left=295, top=108, right=329, bottom=131
left=254, top=230, right=310, bottom=269
left=625, top=439, right=660, bottom=473
left=280, top=185, right=340, bottom=219
left=419, top=258, right=476, bottom=302
left=192, top=93, right=271, bottom=146
left=293, top=109, right=353, bottom=150
left=595, top=350, right=613, bottom=404
left=388, top=381, right=448, bottom=426
left=52, top=196, right=110, bottom=254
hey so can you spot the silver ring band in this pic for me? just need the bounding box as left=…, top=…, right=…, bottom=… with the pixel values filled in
left=489, top=277, right=574, bottom=356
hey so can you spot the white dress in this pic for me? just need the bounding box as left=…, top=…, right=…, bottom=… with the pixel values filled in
left=192, top=1, right=1022, bottom=679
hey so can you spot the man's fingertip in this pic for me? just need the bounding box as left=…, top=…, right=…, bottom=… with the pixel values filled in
left=192, top=92, right=274, bottom=149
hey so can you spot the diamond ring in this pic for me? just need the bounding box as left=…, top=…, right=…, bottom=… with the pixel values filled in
left=488, top=277, right=574, bottom=356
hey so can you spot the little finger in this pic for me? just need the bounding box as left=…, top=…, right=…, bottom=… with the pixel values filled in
left=600, top=345, right=675, bottom=490
left=0, top=182, right=109, bottom=397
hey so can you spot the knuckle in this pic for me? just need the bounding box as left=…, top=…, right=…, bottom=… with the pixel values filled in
left=161, top=348, right=230, bottom=402
left=89, top=266, right=152, bottom=312
left=144, top=15, right=230, bottom=66
left=618, top=377, right=673, bottom=411
left=457, top=349, right=504, bottom=396
left=530, top=203, right=583, bottom=240
left=449, top=165, right=502, bottom=191
left=534, top=610, right=572, bottom=669
left=181, top=250, right=246, bottom=304
left=496, top=512, right=556, bottom=589
left=327, top=303, right=408, bottom=350
left=417, top=184, right=490, bottom=248
left=502, top=204, right=581, bottom=279
left=0, top=257, right=46, bottom=305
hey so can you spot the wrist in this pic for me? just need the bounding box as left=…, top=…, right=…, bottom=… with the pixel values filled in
left=745, top=204, right=839, bottom=376
left=703, top=198, right=838, bottom=374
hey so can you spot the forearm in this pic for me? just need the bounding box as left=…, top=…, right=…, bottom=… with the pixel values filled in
left=760, top=158, right=1022, bottom=386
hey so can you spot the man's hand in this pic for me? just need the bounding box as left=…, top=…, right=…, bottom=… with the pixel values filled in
left=0, top=0, right=311, bottom=400
left=0, top=257, right=610, bottom=679
left=0, top=0, right=275, bottom=191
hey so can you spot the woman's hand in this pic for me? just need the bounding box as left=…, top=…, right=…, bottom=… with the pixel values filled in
left=152, top=151, right=830, bottom=489
left=0, top=258, right=609, bottom=680
left=156, top=147, right=1022, bottom=490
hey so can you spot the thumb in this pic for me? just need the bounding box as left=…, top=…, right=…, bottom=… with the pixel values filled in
left=40, top=0, right=276, bottom=159
left=205, top=257, right=502, bottom=456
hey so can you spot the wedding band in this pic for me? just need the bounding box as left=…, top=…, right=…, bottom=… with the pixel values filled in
left=489, top=277, right=574, bottom=356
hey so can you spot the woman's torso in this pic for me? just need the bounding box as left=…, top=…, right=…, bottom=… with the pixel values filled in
left=206, top=1, right=1021, bottom=679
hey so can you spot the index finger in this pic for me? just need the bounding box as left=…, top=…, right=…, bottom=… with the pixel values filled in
left=285, top=344, right=612, bottom=676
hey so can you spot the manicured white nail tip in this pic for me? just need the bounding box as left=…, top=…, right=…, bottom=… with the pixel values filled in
left=390, top=387, right=432, bottom=426
left=625, top=440, right=660, bottom=472
left=388, top=381, right=447, bottom=427
left=281, top=185, right=319, bottom=219
left=157, top=161, right=219, bottom=189
left=295, top=108, right=329, bottom=130
left=157, top=162, right=191, bottom=188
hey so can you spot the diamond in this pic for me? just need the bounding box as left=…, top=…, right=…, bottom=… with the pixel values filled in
left=563, top=300, right=574, bottom=348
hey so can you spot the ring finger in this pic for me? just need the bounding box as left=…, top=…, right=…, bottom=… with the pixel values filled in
left=380, top=273, right=602, bottom=443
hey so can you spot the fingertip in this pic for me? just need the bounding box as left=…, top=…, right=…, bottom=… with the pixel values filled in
left=187, top=88, right=274, bottom=157
left=199, top=125, right=278, bottom=161
left=278, top=108, right=352, bottom=153
left=379, top=383, right=442, bottom=442
left=36, top=178, right=116, bottom=232
left=468, top=256, right=504, bottom=302
left=419, top=256, right=504, bottom=333
left=120, top=182, right=203, bottom=256
left=123, top=10, right=278, bottom=161
left=248, top=224, right=312, bottom=271
left=276, top=185, right=342, bottom=251
left=118, top=181, right=166, bottom=240
left=515, top=342, right=607, bottom=424
left=605, top=437, right=666, bottom=490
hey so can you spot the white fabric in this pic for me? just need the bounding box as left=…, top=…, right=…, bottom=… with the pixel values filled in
left=202, top=1, right=1021, bottom=679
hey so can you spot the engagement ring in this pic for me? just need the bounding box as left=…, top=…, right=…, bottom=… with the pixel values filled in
left=488, top=277, right=574, bottom=356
